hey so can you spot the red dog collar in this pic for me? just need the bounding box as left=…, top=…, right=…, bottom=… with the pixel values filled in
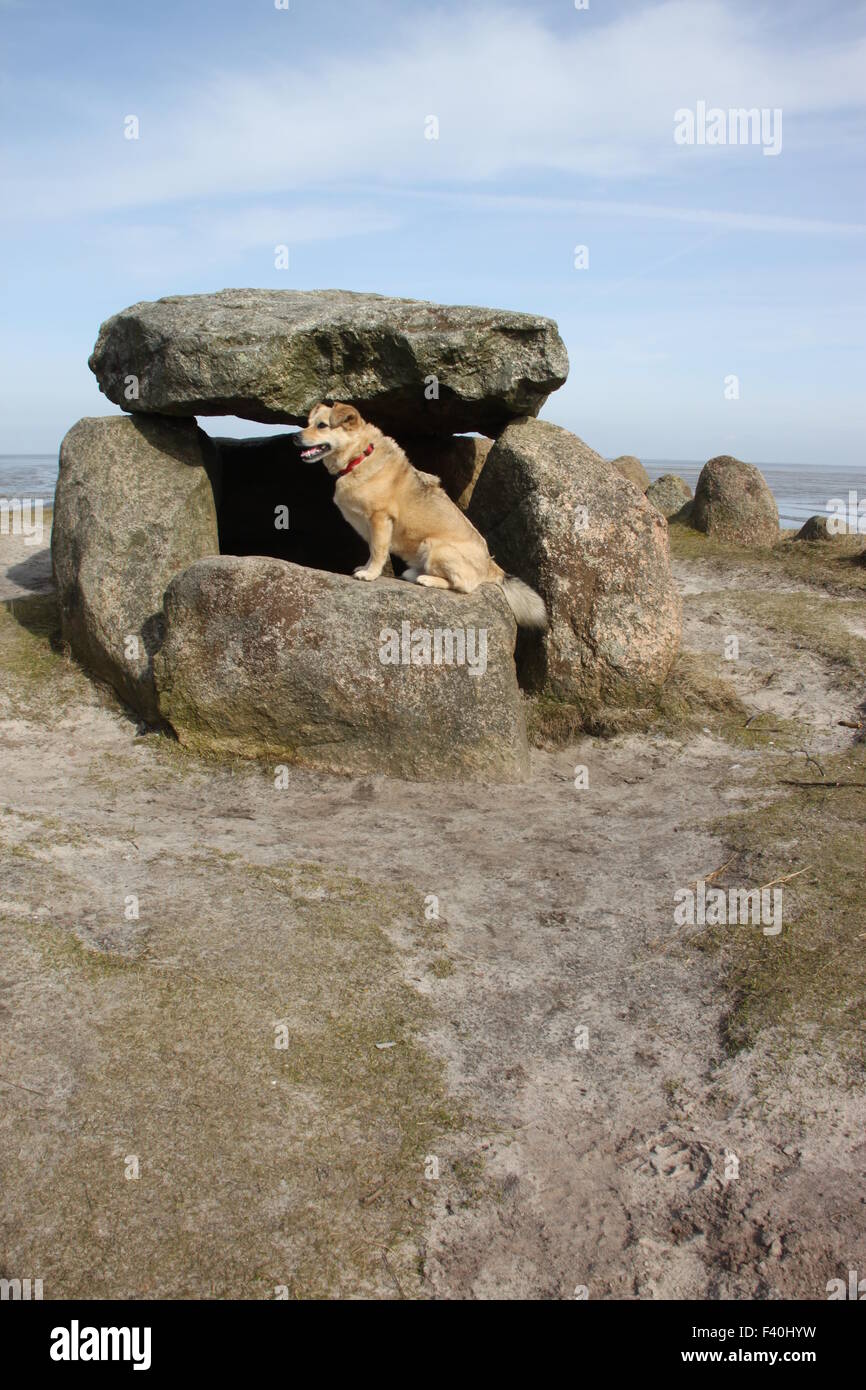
left=337, top=443, right=374, bottom=478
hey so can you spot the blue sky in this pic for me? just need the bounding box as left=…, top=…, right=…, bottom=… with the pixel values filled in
left=2, top=0, right=864, bottom=465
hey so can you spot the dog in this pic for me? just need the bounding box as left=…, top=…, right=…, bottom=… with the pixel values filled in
left=292, top=402, right=547, bottom=628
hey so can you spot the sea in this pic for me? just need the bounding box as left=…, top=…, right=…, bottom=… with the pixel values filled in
left=0, top=454, right=863, bottom=533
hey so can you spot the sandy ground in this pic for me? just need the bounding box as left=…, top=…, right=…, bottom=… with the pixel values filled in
left=1, top=524, right=864, bottom=1300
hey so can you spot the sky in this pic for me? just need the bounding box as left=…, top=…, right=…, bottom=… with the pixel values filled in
left=1, top=0, right=865, bottom=465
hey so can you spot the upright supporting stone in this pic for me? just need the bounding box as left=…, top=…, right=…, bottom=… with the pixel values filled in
left=52, top=415, right=220, bottom=721
left=468, top=418, right=682, bottom=709
left=397, top=435, right=492, bottom=511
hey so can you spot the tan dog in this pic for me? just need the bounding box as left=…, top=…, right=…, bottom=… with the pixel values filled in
left=292, top=402, right=547, bottom=627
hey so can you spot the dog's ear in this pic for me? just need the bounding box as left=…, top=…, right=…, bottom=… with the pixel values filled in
left=330, top=402, right=361, bottom=430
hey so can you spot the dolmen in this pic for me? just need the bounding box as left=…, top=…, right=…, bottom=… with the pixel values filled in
left=52, top=289, right=682, bottom=782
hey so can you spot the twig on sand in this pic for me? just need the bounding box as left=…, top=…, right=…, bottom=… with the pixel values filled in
left=758, top=866, right=812, bottom=891
left=838, top=719, right=863, bottom=730
left=779, top=780, right=866, bottom=789
left=799, top=749, right=825, bottom=779
left=352, top=1238, right=407, bottom=1298
left=688, top=855, right=735, bottom=889
left=381, top=1250, right=406, bottom=1299
left=359, top=1184, right=386, bottom=1207
left=729, top=718, right=788, bottom=732
left=0, top=1073, right=50, bottom=1099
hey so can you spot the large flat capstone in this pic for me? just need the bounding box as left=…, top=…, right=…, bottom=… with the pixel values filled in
left=88, top=289, right=569, bottom=437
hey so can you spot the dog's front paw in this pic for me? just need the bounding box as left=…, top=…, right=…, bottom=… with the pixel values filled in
left=353, top=566, right=377, bottom=581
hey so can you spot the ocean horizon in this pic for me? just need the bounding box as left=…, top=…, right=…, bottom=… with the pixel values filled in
left=1, top=451, right=863, bottom=533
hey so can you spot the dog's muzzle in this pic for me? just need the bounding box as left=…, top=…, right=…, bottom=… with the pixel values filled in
left=291, top=433, right=331, bottom=463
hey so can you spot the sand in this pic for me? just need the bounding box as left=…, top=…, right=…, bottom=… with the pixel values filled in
left=1, top=522, right=864, bottom=1299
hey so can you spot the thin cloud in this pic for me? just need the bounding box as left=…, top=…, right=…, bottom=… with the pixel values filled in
left=80, top=204, right=403, bottom=279
left=378, top=189, right=866, bottom=237
left=3, top=1, right=865, bottom=222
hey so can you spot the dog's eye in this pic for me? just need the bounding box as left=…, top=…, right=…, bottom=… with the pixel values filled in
left=317, top=421, right=327, bottom=429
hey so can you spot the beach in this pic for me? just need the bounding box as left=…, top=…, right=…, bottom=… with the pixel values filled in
left=2, top=506, right=864, bottom=1298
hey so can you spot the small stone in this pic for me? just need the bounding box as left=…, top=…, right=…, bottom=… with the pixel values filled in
left=794, top=515, right=831, bottom=541
left=646, top=473, right=693, bottom=519
left=610, top=455, right=651, bottom=491
left=691, top=455, right=779, bottom=546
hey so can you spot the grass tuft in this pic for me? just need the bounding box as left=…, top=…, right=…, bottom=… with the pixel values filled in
left=669, top=521, right=866, bottom=596
left=526, top=649, right=751, bottom=745
left=693, top=742, right=866, bottom=1072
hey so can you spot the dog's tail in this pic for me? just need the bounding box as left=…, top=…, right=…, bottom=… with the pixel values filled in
left=500, top=573, right=548, bottom=629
